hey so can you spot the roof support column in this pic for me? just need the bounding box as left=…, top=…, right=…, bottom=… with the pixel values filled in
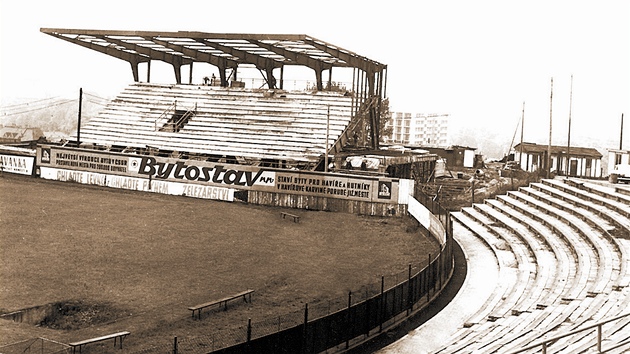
left=173, top=64, right=182, bottom=84
left=129, top=60, right=140, bottom=82
left=265, top=65, right=276, bottom=89
left=314, top=66, right=323, bottom=91
left=327, top=67, right=332, bottom=90
left=279, top=65, right=284, bottom=90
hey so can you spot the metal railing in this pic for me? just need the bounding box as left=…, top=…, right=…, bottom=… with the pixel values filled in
left=507, top=312, right=630, bottom=353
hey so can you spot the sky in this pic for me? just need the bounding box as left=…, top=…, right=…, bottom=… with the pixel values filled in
left=1, top=0, right=629, bottom=156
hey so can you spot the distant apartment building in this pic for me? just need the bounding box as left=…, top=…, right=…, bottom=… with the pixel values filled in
left=384, top=113, right=449, bottom=147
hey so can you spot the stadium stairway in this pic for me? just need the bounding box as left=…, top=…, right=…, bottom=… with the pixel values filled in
left=74, top=82, right=354, bottom=164
left=378, top=178, right=630, bottom=354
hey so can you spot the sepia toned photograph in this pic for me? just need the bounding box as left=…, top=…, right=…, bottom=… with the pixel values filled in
left=1, top=1, right=629, bottom=353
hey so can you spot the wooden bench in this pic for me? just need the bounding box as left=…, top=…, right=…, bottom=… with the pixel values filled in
left=68, top=331, right=130, bottom=353
left=281, top=212, right=300, bottom=222
left=189, top=289, right=254, bottom=320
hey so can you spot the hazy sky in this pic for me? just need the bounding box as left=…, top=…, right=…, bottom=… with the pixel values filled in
left=1, top=0, right=629, bottom=152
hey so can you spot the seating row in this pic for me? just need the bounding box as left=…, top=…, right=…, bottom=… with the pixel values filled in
left=426, top=178, right=630, bottom=353
left=74, top=82, right=356, bottom=163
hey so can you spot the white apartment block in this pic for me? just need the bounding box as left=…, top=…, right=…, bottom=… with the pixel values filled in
left=384, top=112, right=449, bottom=147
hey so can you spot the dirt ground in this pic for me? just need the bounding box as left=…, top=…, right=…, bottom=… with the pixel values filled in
left=0, top=174, right=440, bottom=353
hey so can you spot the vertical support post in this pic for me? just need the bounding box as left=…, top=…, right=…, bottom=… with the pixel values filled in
left=566, top=74, right=573, bottom=177
left=547, top=77, right=553, bottom=179
left=77, top=88, right=82, bottom=146
left=542, top=342, right=547, bottom=354
left=325, top=105, right=330, bottom=172
left=520, top=101, right=525, bottom=170
left=346, top=291, right=352, bottom=349
left=247, top=318, right=252, bottom=342
left=379, top=276, right=385, bottom=332
left=302, top=303, right=309, bottom=354
left=407, top=264, right=413, bottom=315
left=189, top=62, right=194, bottom=84
left=597, top=324, right=602, bottom=353
left=173, top=336, right=178, bottom=354
left=147, top=60, right=151, bottom=83
left=427, top=254, right=432, bottom=302
left=619, top=113, right=623, bottom=150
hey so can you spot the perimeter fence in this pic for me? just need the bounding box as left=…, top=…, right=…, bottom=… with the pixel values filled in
left=0, top=337, right=71, bottom=354
left=128, top=188, right=454, bottom=354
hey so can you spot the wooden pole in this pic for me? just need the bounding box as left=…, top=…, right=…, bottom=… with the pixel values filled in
left=325, top=105, right=330, bottom=172
left=547, top=78, right=553, bottom=179
left=77, top=88, right=82, bottom=146
left=566, top=75, right=573, bottom=177
left=621, top=113, right=625, bottom=150
left=520, top=102, right=525, bottom=170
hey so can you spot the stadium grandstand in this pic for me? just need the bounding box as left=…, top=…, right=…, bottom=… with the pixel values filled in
left=39, top=28, right=402, bottom=172
left=1, top=28, right=628, bottom=354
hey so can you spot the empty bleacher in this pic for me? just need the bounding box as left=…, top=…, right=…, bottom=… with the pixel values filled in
left=381, top=178, right=630, bottom=354
left=74, top=82, right=355, bottom=165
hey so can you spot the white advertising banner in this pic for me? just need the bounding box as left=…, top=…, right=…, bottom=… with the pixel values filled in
left=1, top=154, right=35, bottom=175
left=39, top=167, right=234, bottom=202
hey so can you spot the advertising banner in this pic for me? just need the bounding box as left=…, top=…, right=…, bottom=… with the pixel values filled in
left=1, top=153, right=35, bottom=175
left=37, top=145, right=399, bottom=203
left=273, top=171, right=398, bottom=202
left=39, top=167, right=234, bottom=202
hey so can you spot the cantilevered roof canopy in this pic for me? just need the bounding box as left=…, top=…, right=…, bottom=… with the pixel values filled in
left=41, top=28, right=388, bottom=149
left=40, top=28, right=387, bottom=91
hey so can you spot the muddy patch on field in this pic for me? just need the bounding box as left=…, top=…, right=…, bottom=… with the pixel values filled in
left=1, top=300, right=123, bottom=330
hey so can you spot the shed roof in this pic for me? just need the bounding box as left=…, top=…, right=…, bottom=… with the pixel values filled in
left=514, top=142, right=603, bottom=158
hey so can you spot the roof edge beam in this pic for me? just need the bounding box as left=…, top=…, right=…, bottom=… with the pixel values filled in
left=97, top=36, right=192, bottom=68
left=43, top=31, right=149, bottom=68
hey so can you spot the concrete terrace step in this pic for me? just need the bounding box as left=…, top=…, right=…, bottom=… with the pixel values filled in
left=451, top=212, right=525, bottom=324
left=381, top=179, right=630, bottom=354
left=564, top=178, right=630, bottom=207
left=375, top=221, right=501, bottom=354
left=544, top=179, right=630, bottom=220
left=459, top=208, right=540, bottom=321
left=433, top=205, right=570, bottom=354
left=502, top=191, right=619, bottom=296
left=487, top=197, right=595, bottom=302
left=531, top=181, right=630, bottom=239
left=503, top=191, right=629, bottom=346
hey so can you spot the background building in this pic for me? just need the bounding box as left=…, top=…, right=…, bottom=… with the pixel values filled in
left=384, top=113, right=449, bottom=147
left=513, top=142, right=602, bottom=178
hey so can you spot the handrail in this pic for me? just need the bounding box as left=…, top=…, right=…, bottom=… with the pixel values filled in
left=506, top=312, right=630, bottom=353
left=155, top=101, right=177, bottom=131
